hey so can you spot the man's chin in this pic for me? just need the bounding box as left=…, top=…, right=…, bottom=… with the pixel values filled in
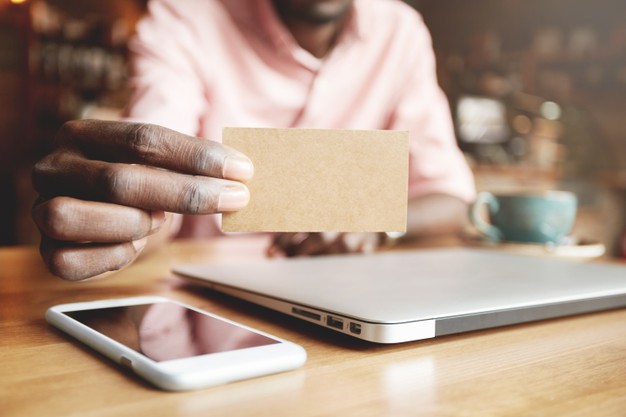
left=274, top=0, right=354, bottom=25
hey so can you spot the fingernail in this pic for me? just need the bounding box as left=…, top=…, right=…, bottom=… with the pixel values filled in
left=218, top=184, right=250, bottom=211
left=150, top=211, right=166, bottom=232
left=223, top=155, right=254, bottom=182
left=132, top=237, right=148, bottom=252
left=361, top=239, right=376, bottom=254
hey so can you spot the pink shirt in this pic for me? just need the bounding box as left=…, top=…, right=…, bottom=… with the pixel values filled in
left=126, top=0, right=475, bottom=238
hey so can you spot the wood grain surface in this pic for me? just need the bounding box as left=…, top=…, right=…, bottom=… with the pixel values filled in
left=2, top=237, right=626, bottom=417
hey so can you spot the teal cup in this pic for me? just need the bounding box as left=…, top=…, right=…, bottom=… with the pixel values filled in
left=469, top=191, right=578, bottom=244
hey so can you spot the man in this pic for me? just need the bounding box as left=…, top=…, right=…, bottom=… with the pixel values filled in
left=31, top=0, right=475, bottom=281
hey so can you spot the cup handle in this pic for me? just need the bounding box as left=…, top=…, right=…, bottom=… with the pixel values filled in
left=470, top=192, right=504, bottom=241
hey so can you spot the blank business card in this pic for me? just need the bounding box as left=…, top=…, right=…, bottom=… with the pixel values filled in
left=221, top=127, right=408, bottom=233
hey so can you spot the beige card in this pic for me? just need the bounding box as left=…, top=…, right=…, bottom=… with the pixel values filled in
left=221, top=127, right=408, bottom=233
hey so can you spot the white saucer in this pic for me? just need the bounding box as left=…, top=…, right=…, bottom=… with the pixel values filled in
left=469, top=237, right=606, bottom=260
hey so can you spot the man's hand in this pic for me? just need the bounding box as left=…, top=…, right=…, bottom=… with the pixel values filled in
left=32, top=120, right=253, bottom=281
left=266, top=194, right=471, bottom=258
left=267, top=232, right=381, bottom=257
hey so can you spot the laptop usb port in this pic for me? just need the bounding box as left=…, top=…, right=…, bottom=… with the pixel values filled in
left=292, top=307, right=321, bottom=321
left=326, top=315, right=344, bottom=330
left=349, top=322, right=362, bottom=335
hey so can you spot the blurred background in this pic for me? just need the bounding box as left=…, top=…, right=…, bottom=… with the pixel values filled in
left=1, top=0, right=625, bottom=256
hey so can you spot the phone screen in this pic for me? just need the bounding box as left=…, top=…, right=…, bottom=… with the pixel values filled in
left=65, top=302, right=279, bottom=362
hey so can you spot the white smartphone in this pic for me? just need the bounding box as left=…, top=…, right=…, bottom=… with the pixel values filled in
left=46, top=296, right=307, bottom=391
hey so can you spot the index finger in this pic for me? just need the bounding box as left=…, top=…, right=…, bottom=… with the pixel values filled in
left=58, top=120, right=254, bottom=181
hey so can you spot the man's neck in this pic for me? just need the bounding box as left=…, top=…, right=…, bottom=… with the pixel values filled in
left=272, top=1, right=352, bottom=59
left=281, top=19, right=345, bottom=58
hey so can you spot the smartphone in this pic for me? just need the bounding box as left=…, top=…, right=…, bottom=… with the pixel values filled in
left=46, top=296, right=307, bottom=391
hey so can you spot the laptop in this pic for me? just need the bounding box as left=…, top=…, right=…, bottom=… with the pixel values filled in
left=172, top=248, right=626, bottom=343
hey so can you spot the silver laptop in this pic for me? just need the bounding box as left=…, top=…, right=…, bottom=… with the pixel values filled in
left=172, top=248, right=626, bottom=343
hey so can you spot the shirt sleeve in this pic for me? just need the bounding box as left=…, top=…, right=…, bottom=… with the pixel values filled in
left=123, top=0, right=207, bottom=136
left=123, top=0, right=213, bottom=238
left=388, top=15, right=476, bottom=204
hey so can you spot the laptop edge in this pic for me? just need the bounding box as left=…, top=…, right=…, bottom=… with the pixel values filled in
left=175, top=271, right=626, bottom=344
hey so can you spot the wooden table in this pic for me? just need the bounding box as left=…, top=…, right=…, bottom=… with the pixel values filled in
left=2, top=237, right=626, bottom=417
